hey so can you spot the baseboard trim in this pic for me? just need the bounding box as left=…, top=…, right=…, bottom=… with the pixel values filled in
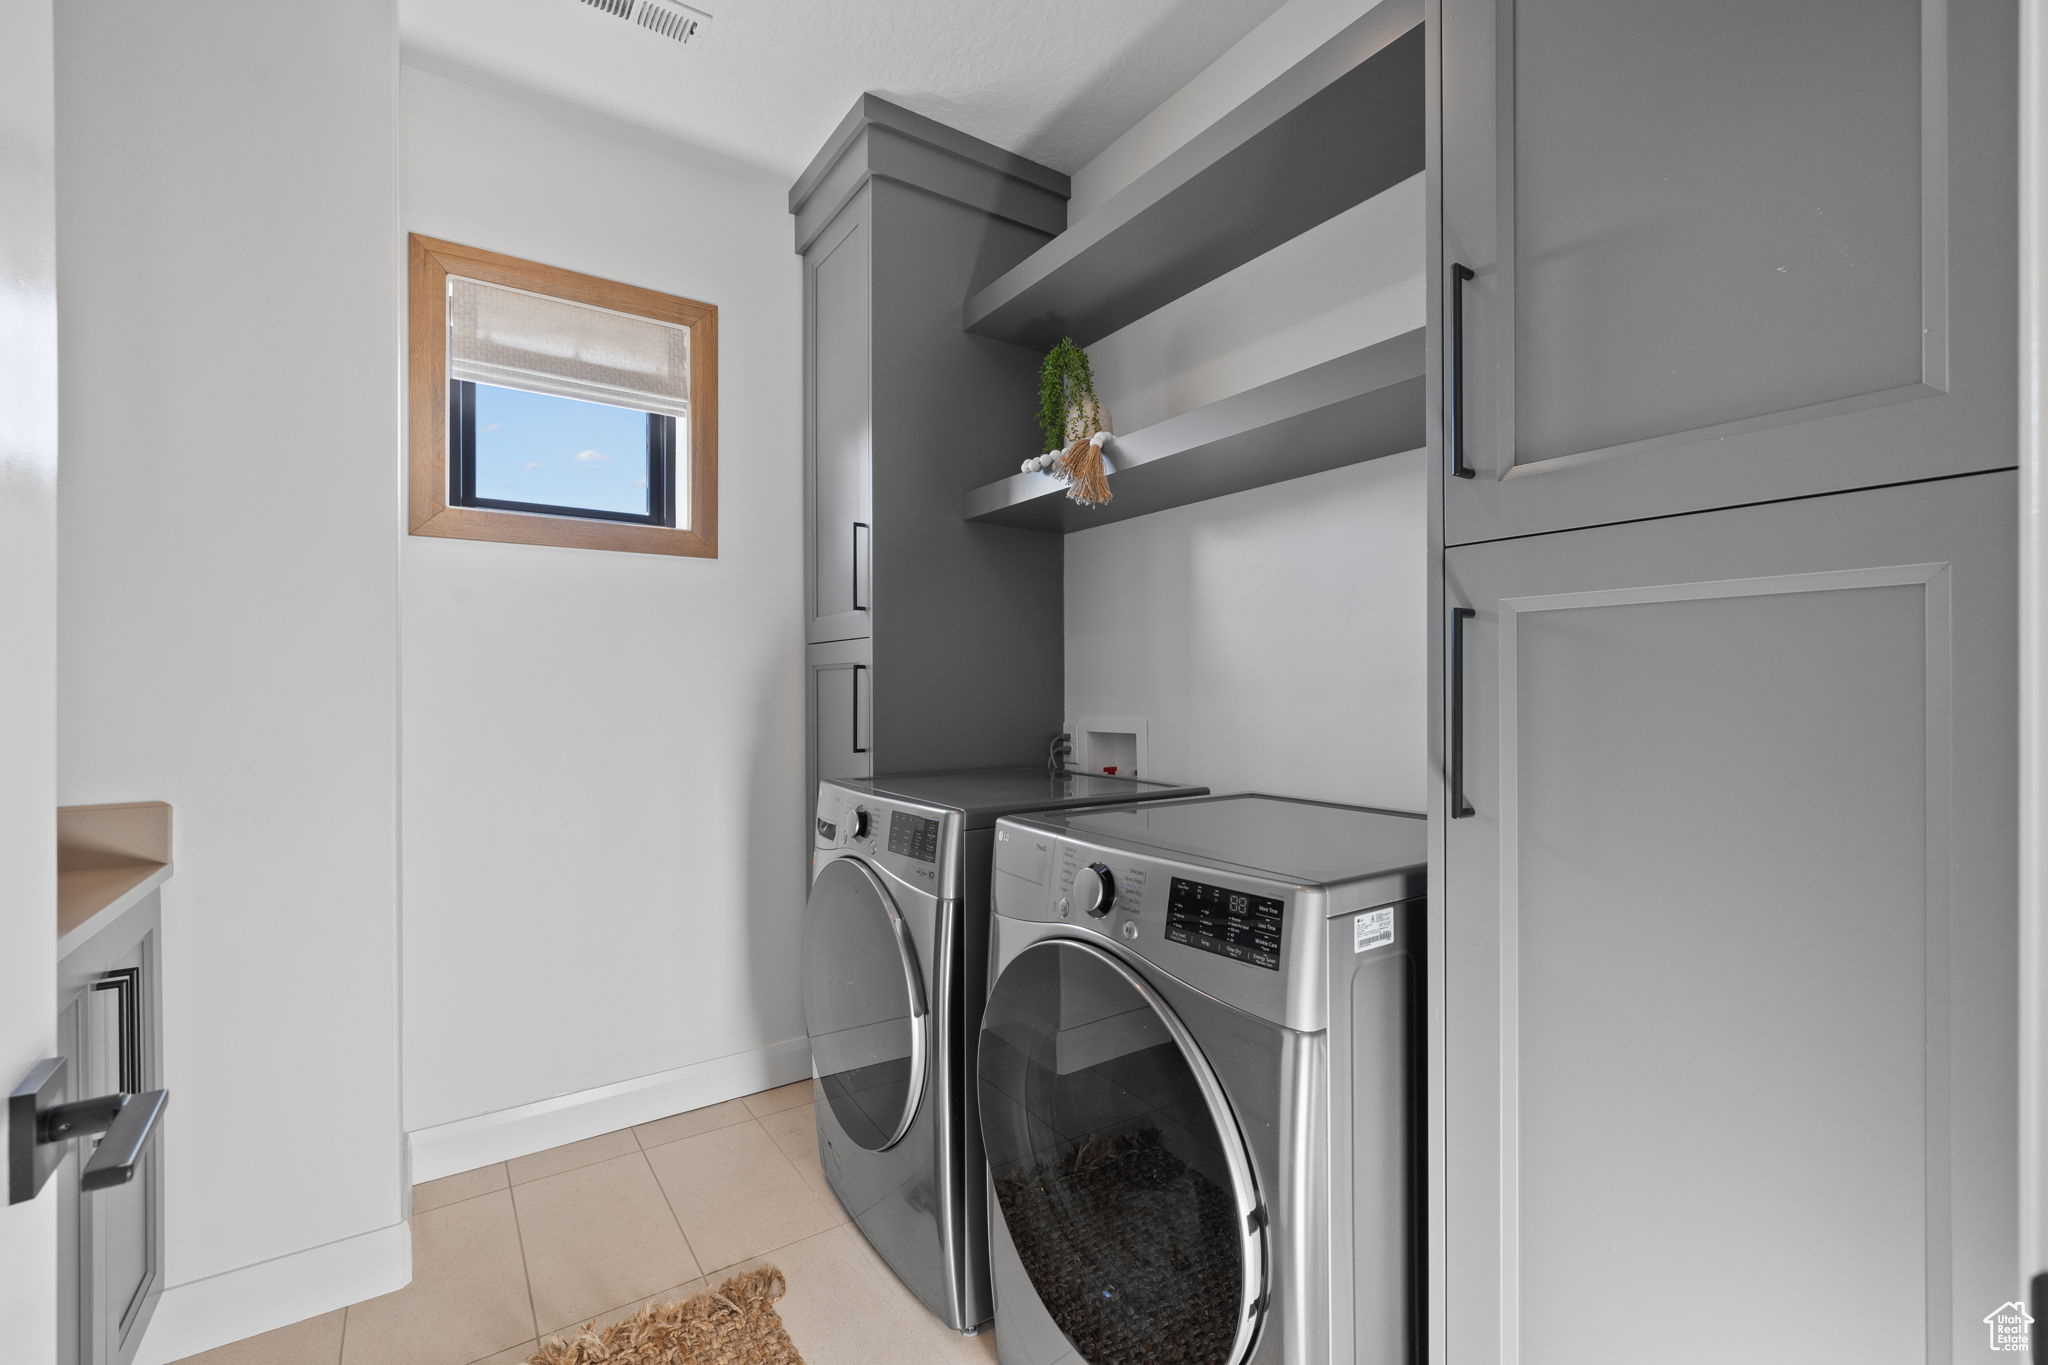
left=408, top=1038, right=813, bottom=1183
left=133, top=1219, right=410, bottom=1365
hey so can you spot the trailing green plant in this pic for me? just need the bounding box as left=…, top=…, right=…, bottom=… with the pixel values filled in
left=1034, top=337, right=1113, bottom=506
left=1037, top=338, right=1102, bottom=452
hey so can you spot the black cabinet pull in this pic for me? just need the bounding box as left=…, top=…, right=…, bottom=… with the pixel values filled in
left=93, top=968, right=141, bottom=1095
left=852, top=664, right=868, bottom=755
left=852, top=521, right=870, bottom=612
left=1450, top=607, right=1476, bottom=818
left=1449, top=263, right=1476, bottom=480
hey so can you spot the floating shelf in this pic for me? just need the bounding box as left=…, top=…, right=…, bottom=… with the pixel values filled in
left=962, top=0, right=1423, bottom=351
left=963, top=327, right=1425, bottom=533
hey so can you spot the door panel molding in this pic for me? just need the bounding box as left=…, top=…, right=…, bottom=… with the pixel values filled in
left=1440, top=473, right=2013, bottom=1365
left=1489, top=561, right=1955, bottom=1364
left=1443, top=0, right=2013, bottom=545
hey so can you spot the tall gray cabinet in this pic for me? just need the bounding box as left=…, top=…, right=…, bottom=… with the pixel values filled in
left=792, top=97, right=1068, bottom=802
left=1429, top=2, right=2019, bottom=1361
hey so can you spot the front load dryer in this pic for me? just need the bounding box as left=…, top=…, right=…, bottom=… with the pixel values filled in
left=803, top=769, right=1206, bottom=1334
left=980, top=794, right=1425, bottom=1365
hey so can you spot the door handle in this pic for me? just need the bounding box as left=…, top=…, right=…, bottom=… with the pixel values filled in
left=1449, top=607, right=1476, bottom=819
left=852, top=664, right=869, bottom=755
left=70, top=1089, right=169, bottom=1192
left=8, top=1057, right=170, bottom=1203
left=1449, top=263, right=1476, bottom=480
left=852, top=521, right=870, bottom=612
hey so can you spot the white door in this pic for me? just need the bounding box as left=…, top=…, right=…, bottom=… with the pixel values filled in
left=0, top=0, right=62, bottom=1356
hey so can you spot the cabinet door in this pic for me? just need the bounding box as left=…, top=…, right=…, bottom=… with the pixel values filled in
left=1440, top=0, right=2015, bottom=545
left=1439, top=472, right=2014, bottom=1365
left=59, top=899, right=164, bottom=1365
left=808, top=639, right=873, bottom=804
left=806, top=194, right=873, bottom=643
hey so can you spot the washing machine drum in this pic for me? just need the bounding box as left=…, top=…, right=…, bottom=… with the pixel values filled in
left=978, top=939, right=1265, bottom=1365
left=801, top=856, right=928, bottom=1152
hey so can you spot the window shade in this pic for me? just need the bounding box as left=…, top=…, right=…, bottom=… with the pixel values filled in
left=447, top=275, right=691, bottom=419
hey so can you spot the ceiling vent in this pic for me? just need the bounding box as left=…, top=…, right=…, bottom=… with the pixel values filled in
left=574, top=0, right=710, bottom=46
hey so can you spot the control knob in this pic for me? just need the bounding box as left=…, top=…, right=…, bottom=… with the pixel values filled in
left=1071, top=862, right=1116, bottom=918
left=849, top=806, right=871, bottom=841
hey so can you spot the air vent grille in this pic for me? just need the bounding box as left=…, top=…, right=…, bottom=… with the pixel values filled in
left=571, top=0, right=708, bottom=46
left=635, top=0, right=704, bottom=44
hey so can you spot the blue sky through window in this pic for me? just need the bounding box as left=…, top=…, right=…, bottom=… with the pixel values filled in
left=472, top=383, right=652, bottom=517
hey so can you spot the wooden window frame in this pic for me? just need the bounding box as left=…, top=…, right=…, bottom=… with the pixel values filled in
left=407, top=234, right=718, bottom=557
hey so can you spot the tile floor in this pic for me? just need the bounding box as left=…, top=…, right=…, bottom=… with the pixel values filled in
left=173, top=1083, right=1000, bottom=1365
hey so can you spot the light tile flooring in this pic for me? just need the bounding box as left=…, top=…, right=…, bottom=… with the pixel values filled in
left=173, top=1083, right=1000, bottom=1365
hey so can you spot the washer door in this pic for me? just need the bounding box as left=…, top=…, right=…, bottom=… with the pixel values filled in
left=801, top=857, right=928, bottom=1152
left=978, top=939, right=1265, bottom=1365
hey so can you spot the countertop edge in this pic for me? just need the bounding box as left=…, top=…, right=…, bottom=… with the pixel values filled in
left=57, top=860, right=173, bottom=961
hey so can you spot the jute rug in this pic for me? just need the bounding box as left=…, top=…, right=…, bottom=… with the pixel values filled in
left=529, top=1267, right=805, bottom=1365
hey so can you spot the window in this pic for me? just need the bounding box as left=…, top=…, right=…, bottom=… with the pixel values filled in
left=408, top=235, right=717, bottom=556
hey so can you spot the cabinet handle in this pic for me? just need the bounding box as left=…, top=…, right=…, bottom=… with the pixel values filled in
left=852, top=664, right=869, bottom=755
left=1450, top=606, right=1476, bottom=818
left=1449, top=263, right=1476, bottom=480
left=852, top=521, right=870, bottom=612
left=93, top=968, right=141, bottom=1095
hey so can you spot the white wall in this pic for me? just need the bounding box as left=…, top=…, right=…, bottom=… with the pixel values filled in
left=1066, top=451, right=1427, bottom=808
left=1064, top=0, right=1427, bottom=808
left=54, top=2, right=408, bottom=1358
left=398, top=68, right=808, bottom=1161
left=0, top=0, right=59, bottom=1356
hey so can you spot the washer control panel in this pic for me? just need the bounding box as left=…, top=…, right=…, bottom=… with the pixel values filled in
left=814, top=783, right=954, bottom=897
left=886, top=810, right=941, bottom=864
left=1165, top=878, right=1283, bottom=971
left=993, top=816, right=1322, bottom=1030
left=1066, top=862, right=1115, bottom=918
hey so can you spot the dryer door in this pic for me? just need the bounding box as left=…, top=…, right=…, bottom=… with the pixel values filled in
left=801, top=857, right=928, bottom=1152
left=978, top=939, right=1265, bottom=1365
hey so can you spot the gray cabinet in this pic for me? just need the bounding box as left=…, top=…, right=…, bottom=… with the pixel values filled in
left=57, top=893, right=165, bottom=1365
left=1438, top=472, right=2015, bottom=1363
left=791, top=97, right=1068, bottom=790
left=805, top=195, right=873, bottom=645
left=807, top=637, right=872, bottom=798
left=1439, top=0, right=2016, bottom=545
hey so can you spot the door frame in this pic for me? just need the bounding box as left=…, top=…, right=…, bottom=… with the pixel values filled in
left=2018, top=0, right=2047, bottom=1323
left=0, top=0, right=61, bottom=1358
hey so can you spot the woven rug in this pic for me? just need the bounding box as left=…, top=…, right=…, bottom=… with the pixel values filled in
left=529, top=1267, right=805, bottom=1365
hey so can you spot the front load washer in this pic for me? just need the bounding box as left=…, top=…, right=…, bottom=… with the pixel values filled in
left=979, top=794, right=1425, bottom=1365
left=803, top=769, right=1206, bottom=1334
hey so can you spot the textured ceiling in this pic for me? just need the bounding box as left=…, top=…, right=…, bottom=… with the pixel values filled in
left=400, top=0, right=1291, bottom=182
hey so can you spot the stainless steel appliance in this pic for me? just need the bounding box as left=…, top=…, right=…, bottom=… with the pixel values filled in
left=979, top=795, right=1425, bottom=1365
left=803, top=768, right=1207, bottom=1333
